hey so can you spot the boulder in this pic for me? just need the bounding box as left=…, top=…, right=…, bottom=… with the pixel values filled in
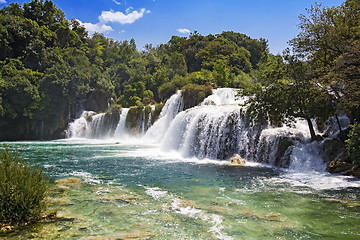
left=274, top=137, right=294, bottom=167
left=326, top=159, right=352, bottom=174
left=229, top=154, right=246, bottom=166
left=321, top=138, right=346, bottom=163
left=351, top=165, right=360, bottom=178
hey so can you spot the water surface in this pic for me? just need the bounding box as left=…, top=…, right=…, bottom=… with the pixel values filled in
left=1, top=139, right=360, bottom=240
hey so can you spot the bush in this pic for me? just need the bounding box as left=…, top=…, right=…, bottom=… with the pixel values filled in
left=181, top=84, right=213, bottom=109
left=0, top=146, right=48, bottom=226
left=152, top=103, right=164, bottom=124
left=159, top=75, right=189, bottom=101
left=346, top=122, right=360, bottom=165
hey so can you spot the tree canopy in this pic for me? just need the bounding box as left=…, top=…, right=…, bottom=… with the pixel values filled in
left=0, top=0, right=269, bottom=140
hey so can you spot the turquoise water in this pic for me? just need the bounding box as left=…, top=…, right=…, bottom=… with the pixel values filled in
left=1, top=139, right=360, bottom=239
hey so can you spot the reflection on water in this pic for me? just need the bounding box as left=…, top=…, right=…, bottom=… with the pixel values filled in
left=1, top=140, right=360, bottom=240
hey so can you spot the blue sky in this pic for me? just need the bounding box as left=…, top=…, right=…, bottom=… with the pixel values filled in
left=1, top=0, right=344, bottom=54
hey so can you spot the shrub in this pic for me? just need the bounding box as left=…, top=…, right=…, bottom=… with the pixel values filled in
left=152, top=103, right=164, bottom=124
left=181, top=84, right=213, bottom=109
left=159, top=75, right=189, bottom=101
left=346, top=122, right=360, bottom=165
left=125, top=106, right=143, bottom=131
left=0, top=146, right=48, bottom=226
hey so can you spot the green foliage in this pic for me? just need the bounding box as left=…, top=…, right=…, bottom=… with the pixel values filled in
left=245, top=53, right=335, bottom=140
left=290, top=0, right=360, bottom=123
left=152, top=103, right=164, bottom=123
left=125, top=106, right=143, bottom=131
left=181, top=84, right=213, bottom=109
left=158, top=75, right=189, bottom=101
left=346, top=122, right=360, bottom=165
left=0, top=145, right=48, bottom=225
left=0, top=0, right=268, bottom=140
left=213, top=59, right=230, bottom=87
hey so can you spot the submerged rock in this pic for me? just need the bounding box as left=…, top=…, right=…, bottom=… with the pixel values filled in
left=55, top=177, right=82, bottom=186
left=228, top=154, right=246, bottom=166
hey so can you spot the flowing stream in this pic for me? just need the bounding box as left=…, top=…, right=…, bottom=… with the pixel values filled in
left=1, top=88, right=360, bottom=239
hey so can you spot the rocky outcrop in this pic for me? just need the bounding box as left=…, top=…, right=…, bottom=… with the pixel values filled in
left=181, top=84, right=213, bottom=109
left=125, top=104, right=164, bottom=133
left=327, top=159, right=353, bottom=174
left=321, top=137, right=346, bottom=163
left=84, top=91, right=109, bottom=113
left=229, top=154, right=246, bottom=166
left=273, top=137, right=294, bottom=167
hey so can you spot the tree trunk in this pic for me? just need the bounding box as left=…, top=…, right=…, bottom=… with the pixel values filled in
left=335, top=115, right=342, bottom=133
left=306, top=117, right=317, bottom=141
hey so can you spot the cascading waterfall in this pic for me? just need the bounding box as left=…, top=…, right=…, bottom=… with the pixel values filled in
left=144, top=90, right=184, bottom=141
left=114, top=108, right=129, bottom=137
left=66, top=88, right=337, bottom=171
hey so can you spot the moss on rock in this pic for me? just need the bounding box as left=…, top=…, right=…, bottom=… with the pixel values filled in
left=181, top=84, right=212, bottom=109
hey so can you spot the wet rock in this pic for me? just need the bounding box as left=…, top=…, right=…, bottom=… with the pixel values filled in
left=55, top=177, right=82, bottom=186
left=264, top=212, right=285, bottom=222
left=274, top=137, right=294, bottom=167
left=84, top=91, right=109, bottom=113
left=229, top=154, right=246, bottom=166
left=325, top=198, right=360, bottom=208
left=326, top=159, right=353, bottom=174
left=351, top=165, right=360, bottom=178
left=87, top=230, right=154, bottom=240
left=321, top=138, right=346, bottom=163
left=203, top=99, right=216, bottom=105
left=100, top=193, right=139, bottom=203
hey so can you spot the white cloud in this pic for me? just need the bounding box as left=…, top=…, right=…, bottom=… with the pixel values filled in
left=177, top=28, right=191, bottom=34
left=99, top=8, right=148, bottom=25
left=113, top=0, right=121, bottom=5
left=125, top=7, right=133, bottom=14
left=77, top=19, right=113, bottom=34
left=0, top=0, right=7, bottom=4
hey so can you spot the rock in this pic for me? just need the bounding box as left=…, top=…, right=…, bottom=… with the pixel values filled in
left=321, top=138, right=346, bottom=163
left=326, top=159, right=353, bottom=174
left=84, top=91, right=109, bottom=113
left=274, top=137, right=294, bottom=167
left=229, top=154, right=246, bottom=166
left=351, top=165, right=360, bottom=178
left=203, top=100, right=216, bottom=105
left=264, top=212, right=284, bottom=221
left=55, top=177, right=82, bottom=186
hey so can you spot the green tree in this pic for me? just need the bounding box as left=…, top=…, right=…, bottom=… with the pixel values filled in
left=213, top=59, right=230, bottom=87
left=346, top=122, right=360, bottom=165
left=245, top=53, right=334, bottom=141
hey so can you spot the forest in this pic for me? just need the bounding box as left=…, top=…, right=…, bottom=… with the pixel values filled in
left=0, top=0, right=359, bottom=162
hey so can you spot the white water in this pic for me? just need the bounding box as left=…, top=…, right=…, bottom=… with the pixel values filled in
left=65, top=88, right=359, bottom=189
left=114, top=108, right=129, bottom=138
left=145, top=90, right=184, bottom=141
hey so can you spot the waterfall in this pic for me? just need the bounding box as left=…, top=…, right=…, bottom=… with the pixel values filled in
left=144, top=90, right=184, bottom=141
left=66, top=110, right=120, bottom=139
left=66, top=88, right=338, bottom=172
left=114, top=108, right=129, bottom=137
